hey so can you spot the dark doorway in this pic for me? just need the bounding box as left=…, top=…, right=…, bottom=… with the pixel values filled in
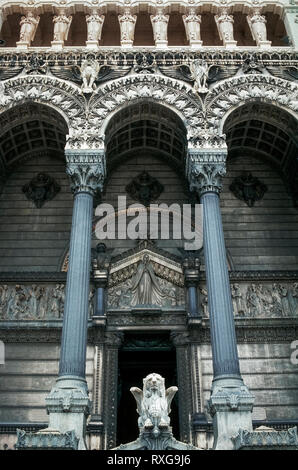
left=116, top=333, right=179, bottom=446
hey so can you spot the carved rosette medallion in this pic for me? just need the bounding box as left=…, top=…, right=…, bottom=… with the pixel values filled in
left=22, top=173, right=60, bottom=208
left=229, top=173, right=267, bottom=207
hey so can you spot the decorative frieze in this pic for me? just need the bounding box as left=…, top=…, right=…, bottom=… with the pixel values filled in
left=0, top=284, right=95, bottom=320
left=200, top=281, right=298, bottom=318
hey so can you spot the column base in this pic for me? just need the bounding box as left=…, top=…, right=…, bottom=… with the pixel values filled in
left=207, top=377, right=254, bottom=450
left=45, top=377, right=92, bottom=450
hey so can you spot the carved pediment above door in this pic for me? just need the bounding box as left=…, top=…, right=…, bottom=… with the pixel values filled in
left=107, top=241, right=185, bottom=310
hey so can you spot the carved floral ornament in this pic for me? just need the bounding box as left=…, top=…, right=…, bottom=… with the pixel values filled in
left=0, top=73, right=297, bottom=151
left=207, top=74, right=298, bottom=135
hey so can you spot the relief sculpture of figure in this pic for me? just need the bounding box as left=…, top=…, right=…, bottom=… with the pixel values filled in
left=130, top=254, right=166, bottom=306
left=52, top=9, right=72, bottom=44
left=86, top=9, right=105, bottom=44
left=18, top=11, right=40, bottom=46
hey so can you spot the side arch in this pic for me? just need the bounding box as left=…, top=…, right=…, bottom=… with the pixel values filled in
left=206, top=74, right=298, bottom=134
left=0, top=74, right=86, bottom=130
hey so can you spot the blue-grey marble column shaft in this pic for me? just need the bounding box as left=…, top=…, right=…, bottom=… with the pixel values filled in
left=187, top=148, right=254, bottom=449
left=58, top=151, right=106, bottom=383
left=45, top=150, right=106, bottom=449
left=183, top=257, right=200, bottom=317
left=59, top=191, right=93, bottom=379
left=200, top=190, right=240, bottom=379
left=187, top=151, right=241, bottom=380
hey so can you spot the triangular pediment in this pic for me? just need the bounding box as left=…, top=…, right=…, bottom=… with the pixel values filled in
left=108, top=241, right=185, bottom=309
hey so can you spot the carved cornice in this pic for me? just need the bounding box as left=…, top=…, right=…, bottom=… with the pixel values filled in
left=186, top=150, right=227, bottom=195
left=65, top=150, right=106, bottom=195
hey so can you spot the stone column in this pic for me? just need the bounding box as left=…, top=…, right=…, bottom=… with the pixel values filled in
left=88, top=330, right=105, bottom=450
left=247, top=7, right=271, bottom=48
left=151, top=7, right=169, bottom=48
left=118, top=8, right=137, bottom=48
left=283, top=2, right=298, bottom=50
left=182, top=8, right=203, bottom=48
left=215, top=7, right=237, bottom=48
left=171, top=332, right=193, bottom=444
left=45, top=150, right=106, bottom=450
left=92, top=242, right=110, bottom=317
left=186, top=148, right=254, bottom=450
left=102, top=332, right=123, bottom=449
left=86, top=9, right=105, bottom=49
left=183, top=256, right=200, bottom=318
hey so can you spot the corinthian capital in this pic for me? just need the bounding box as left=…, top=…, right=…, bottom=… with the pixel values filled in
left=65, top=150, right=106, bottom=196
left=186, top=150, right=227, bottom=196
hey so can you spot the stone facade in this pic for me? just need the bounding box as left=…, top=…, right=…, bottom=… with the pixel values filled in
left=0, top=0, right=297, bottom=451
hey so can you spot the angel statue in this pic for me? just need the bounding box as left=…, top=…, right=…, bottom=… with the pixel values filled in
left=130, top=373, right=178, bottom=437
left=80, top=60, right=100, bottom=93
left=190, top=59, right=209, bottom=94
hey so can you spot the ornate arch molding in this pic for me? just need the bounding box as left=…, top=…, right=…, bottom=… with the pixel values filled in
left=88, top=74, right=204, bottom=143
left=207, top=74, right=298, bottom=135
left=0, top=74, right=86, bottom=131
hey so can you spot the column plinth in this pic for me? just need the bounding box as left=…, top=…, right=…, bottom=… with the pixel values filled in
left=187, top=148, right=254, bottom=450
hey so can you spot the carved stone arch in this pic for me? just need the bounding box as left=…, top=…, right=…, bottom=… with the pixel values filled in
left=88, top=73, right=204, bottom=141
left=0, top=74, right=86, bottom=132
left=206, top=74, right=298, bottom=135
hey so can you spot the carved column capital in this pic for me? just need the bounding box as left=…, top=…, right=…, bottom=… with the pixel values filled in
left=183, top=257, right=200, bottom=287
left=65, top=150, right=106, bottom=196
left=186, top=150, right=227, bottom=196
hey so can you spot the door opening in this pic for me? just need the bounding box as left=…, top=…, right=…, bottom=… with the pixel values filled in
left=116, top=333, right=179, bottom=446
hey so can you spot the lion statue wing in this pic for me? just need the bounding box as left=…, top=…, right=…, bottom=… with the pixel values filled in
left=166, top=386, right=178, bottom=414
left=130, top=387, right=143, bottom=416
